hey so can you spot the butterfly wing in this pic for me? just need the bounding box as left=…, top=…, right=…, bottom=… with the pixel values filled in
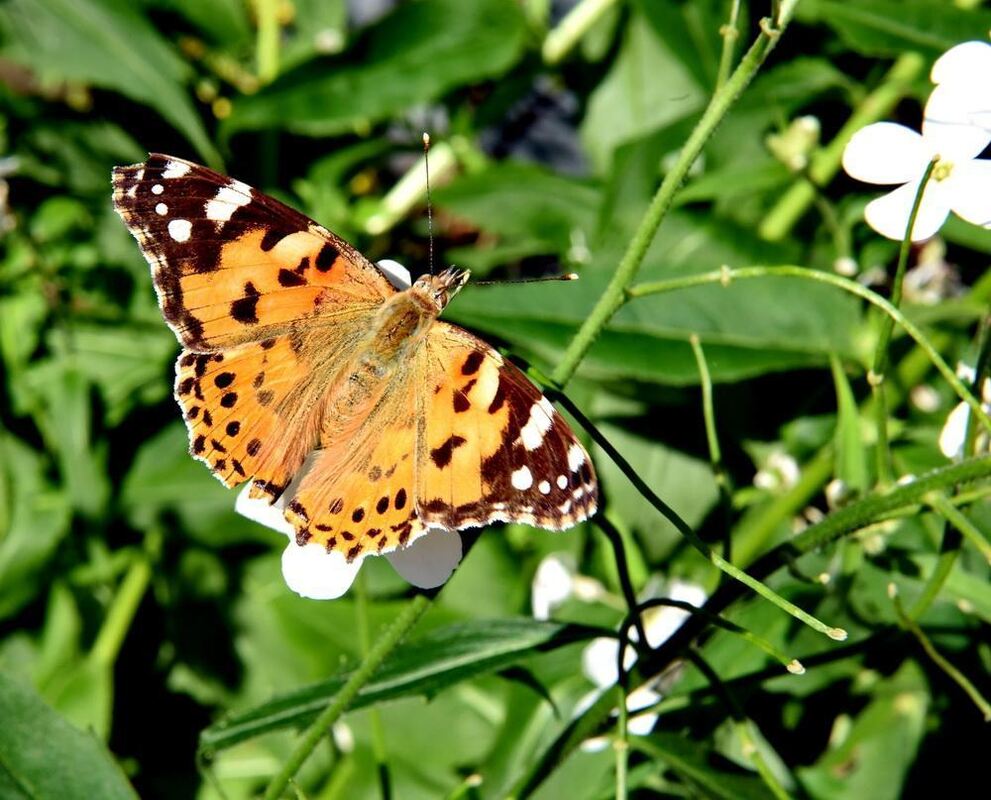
left=112, top=153, right=395, bottom=350
left=113, top=154, right=388, bottom=491
left=416, top=323, right=598, bottom=531
left=281, top=370, right=425, bottom=560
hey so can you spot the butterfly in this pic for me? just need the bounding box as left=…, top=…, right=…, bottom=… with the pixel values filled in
left=112, top=154, right=597, bottom=562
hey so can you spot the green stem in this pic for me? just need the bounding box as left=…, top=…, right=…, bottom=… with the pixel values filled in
left=685, top=650, right=794, bottom=800
left=892, top=589, right=991, bottom=721
left=759, top=52, right=926, bottom=240
left=872, top=158, right=938, bottom=486
left=633, top=598, right=804, bottom=674
left=628, top=266, right=991, bottom=436
left=551, top=4, right=798, bottom=388
left=89, top=536, right=157, bottom=668
left=615, top=682, right=628, bottom=800
left=909, top=526, right=962, bottom=620
left=927, top=493, right=991, bottom=564
left=355, top=573, right=392, bottom=800
left=253, top=0, right=280, bottom=84
left=263, top=594, right=431, bottom=800
left=597, top=516, right=648, bottom=647
left=964, top=315, right=991, bottom=457
left=691, top=334, right=734, bottom=561
left=542, top=0, right=619, bottom=65
left=556, top=389, right=845, bottom=640
left=715, top=0, right=742, bottom=92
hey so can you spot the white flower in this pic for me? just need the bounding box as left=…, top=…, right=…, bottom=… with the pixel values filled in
left=753, top=451, right=800, bottom=492
left=930, top=41, right=991, bottom=136
left=236, top=475, right=463, bottom=599
left=235, top=259, right=464, bottom=599
left=579, top=579, right=706, bottom=749
left=938, top=379, right=991, bottom=459
left=531, top=554, right=576, bottom=620
left=842, top=44, right=991, bottom=241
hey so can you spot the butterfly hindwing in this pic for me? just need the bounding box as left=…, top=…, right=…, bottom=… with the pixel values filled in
left=112, top=154, right=395, bottom=350
left=417, top=323, right=597, bottom=531
left=282, top=377, right=425, bottom=559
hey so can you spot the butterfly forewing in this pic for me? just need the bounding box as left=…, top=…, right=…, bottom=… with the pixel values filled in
left=112, top=154, right=394, bottom=350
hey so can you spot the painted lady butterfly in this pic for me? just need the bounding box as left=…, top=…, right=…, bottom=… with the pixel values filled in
left=112, top=154, right=597, bottom=562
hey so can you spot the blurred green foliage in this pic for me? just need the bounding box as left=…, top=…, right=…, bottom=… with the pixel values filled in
left=1, top=1, right=990, bottom=798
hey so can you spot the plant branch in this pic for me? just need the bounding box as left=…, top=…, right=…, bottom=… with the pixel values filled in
left=263, top=594, right=431, bottom=800
left=871, top=158, right=938, bottom=485
left=550, top=3, right=798, bottom=388
left=628, top=265, right=991, bottom=436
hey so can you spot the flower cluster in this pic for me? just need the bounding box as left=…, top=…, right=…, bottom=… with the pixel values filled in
left=843, top=41, right=991, bottom=241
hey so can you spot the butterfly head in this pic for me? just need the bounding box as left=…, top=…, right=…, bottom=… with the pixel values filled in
left=412, top=266, right=470, bottom=313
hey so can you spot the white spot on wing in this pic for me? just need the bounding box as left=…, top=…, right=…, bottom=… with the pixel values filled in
left=519, top=399, right=555, bottom=451
left=151, top=183, right=164, bottom=195
left=511, top=465, right=533, bottom=490
left=557, top=474, right=568, bottom=489
left=155, top=202, right=168, bottom=216
left=205, top=182, right=252, bottom=224
left=161, top=160, right=190, bottom=179
left=538, top=480, right=551, bottom=495
left=567, top=443, right=585, bottom=471
left=168, top=219, right=192, bottom=242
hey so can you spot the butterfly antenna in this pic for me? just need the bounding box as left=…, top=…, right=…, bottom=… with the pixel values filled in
left=473, top=273, right=580, bottom=286
left=423, top=132, right=435, bottom=276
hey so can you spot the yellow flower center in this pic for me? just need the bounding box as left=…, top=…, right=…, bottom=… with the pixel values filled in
left=932, top=157, right=954, bottom=182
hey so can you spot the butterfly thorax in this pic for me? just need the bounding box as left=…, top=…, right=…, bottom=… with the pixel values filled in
left=317, top=268, right=469, bottom=430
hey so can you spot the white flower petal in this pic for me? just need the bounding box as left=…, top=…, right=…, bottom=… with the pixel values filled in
left=626, top=685, right=662, bottom=736
left=235, top=451, right=321, bottom=538
left=945, top=158, right=991, bottom=228
left=923, top=85, right=991, bottom=161
left=864, top=179, right=951, bottom=241
left=235, top=483, right=294, bottom=537
left=531, top=554, right=575, bottom=620
left=643, top=580, right=707, bottom=648
left=939, top=402, right=970, bottom=459
left=282, top=541, right=364, bottom=599
left=581, top=637, right=638, bottom=689
left=385, top=527, right=462, bottom=589
left=842, top=123, right=929, bottom=184
left=376, top=259, right=412, bottom=289
left=932, top=41, right=991, bottom=86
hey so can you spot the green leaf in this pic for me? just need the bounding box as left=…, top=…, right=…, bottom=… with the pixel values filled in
left=150, top=0, right=251, bottom=47
left=595, top=423, right=720, bottom=561
left=449, top=215, right=862, bottom=385
left=121, top=423, right=265, bottom=546
left=830, top=355, right=869, bottom=492
left=581, top=11, right=706, bottom=173
left=0, top=670, right=138, bottom=799
left=25, top=367, right=109, bottom=517
left=51, top=324, right=175, bottom=425
left=435, top=163, right=600, bottom=273
left=224, top=0, right=527, bottom=136
left=199, top=619, right=604, bottom=753
left=0, top=434, right=72, bottom=621
left=798, top=0, right=991, bottom=56
left=0, top=0, right=220, bottom=166
left=632, top=732, right=776, bottom=800
left=797, top=661, right=928, bottom=800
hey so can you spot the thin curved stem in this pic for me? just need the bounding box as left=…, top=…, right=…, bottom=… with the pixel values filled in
left=263, top=594, right=431, bottom=800
left=628, top=265, right=991, bottom=436
left=872, top=158, right=938, bottom=485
